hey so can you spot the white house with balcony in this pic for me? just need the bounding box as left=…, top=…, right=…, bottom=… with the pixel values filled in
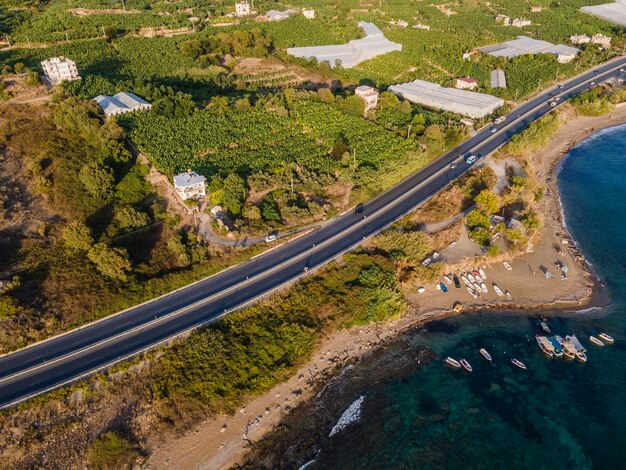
left=173, top=171, right=207, bottom=201
left=41, top=57, right=80, bottom=84
left=235, top=1, right=252, bottom=17
left=355, top=85, right=379, bottom=112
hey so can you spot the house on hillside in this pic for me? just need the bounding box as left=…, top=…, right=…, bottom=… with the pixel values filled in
left=456, top=77, right=478, bottom=90
left=235, top=2, right=252, bottom=17
left=355, top=85, right=379, bottom=111
left=511, top=18, right=532, bottom=27
left=592, top=33, right=611, bottom=47
left=93, top=92, right=152, bottom=116
left=173, top=171, right=207, bottom=201
left=570, top=34, right=591, bottom=45
left=41, top=57, right=80, bottom=84
left=303, top=8, right=315, bottom=19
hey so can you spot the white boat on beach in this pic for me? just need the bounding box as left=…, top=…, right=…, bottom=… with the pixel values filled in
left=506, top=291, right=512, bottom=300
left=473, top=282, right=482, bottom=293
left=493, top=284, right=504, bottom=296
left=511, top=358, right=527, bottom=370
left=467, top=287, right=479, bottom=299
left=460, top=359, right=473, bottom=372
left=589, top=336, right=605, bottom=347
left=480, top=283, right=488, bottom=293
left=443, top=275, right=453, bottom=284
left=445, top=357, right=461, bottom=368
left=480, top=348, right=492, bottom=362
left=467, top=273, right=476, bottom=283
left=479, top=268, right=487, bottom=279
left=598, top=333, right=614, bottom=344
left=474, top=274, right=483, bottom=284
left=503, top=262, right=512, bottom=271
left=461, top=275, right=472, bottom=288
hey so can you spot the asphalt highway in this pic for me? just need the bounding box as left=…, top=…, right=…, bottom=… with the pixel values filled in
left=1, top=56, right=626, bottom=409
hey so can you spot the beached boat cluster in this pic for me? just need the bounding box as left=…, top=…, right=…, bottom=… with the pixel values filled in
left=435, top=267, right=512, bottom=301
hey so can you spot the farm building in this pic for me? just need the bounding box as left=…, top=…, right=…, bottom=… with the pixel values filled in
left=456, top=77, right=478, bottom=90
left=235, top=2, right=252, bottom=17
left=286, top=21, right=402, bottom=68
left=490, top=69, right=507, bottom=89
left=388, top=79, right=504, bottom=118
left=480, top=36, right=579, bottom=61
left=93, top=92, right=152, bottom=117
left=355, top=85, right=379, bottom=111
left=302, top=8, right=315, bottom=19
left=264, top=9, right=297, bottom=21
left=173, top=171, right=207, bottom=201
left=581, top=1, right=626, bottom=26
left=41, top=57, right=80, bottom=84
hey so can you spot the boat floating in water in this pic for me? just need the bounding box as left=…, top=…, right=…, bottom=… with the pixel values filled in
left=598, top=333, right=614, bottom=344
left=566, top=335, right=586, bottom=353
left=493, top=283, right=504, bottom=296
left=556, top=336, right=577, bottom=359
left=548, top=337, right=564, bottom=358
left=511, top=358, right=527, bottom=370
left=460, top=359, right=473, bottom=372
left=445, top=357, right=461, bottom=368
left=589, top=336, right=605, bottom=347
left=539, top=321, right=551, bottom=334
left=480, top=348, right=493, bottom=362
left=536, top=335, right=555, bottom=358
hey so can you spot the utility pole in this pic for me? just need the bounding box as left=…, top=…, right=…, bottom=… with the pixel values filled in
left=121, top=0, right=126, bottom=12
left=65, top=32, right=69, bottom=43
left=5, top=35, right=10, bottom=48
left=26, top=36, right=30, bottom=48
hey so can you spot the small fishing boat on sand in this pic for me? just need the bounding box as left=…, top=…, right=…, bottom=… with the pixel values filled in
left=467, top=273, right=476, bottom=284
left=462, top=275, right=472, bottom=288
left=589, top=336, right=605, bottom=347
left=453, top=275, right=461, bottom=288
left=460, top=359, right=473, bottom=372
left=467, top=287, right=479, bottom=299
left=480, top=283, right=488, bottom=293
left=503, top=262, right=512, bottom=271
left=445, top=357, right=461, bottom=368
left=474, top=273, right=483, bottom=284
left=598, top=333, right=614, bottom=344
left=443, top=275, right=453, bottom=285
left=511, top=358, right=527, bottom=370
left=479, top=268, right=487, bottom=279
left=536, top=335, right=554, bottom=358
left=473, top=282, right=482, bottom=293
left=493, top=283, right=504, bottom=296
left=506, top=291, right=512, bottom=300
left=439, top=282, right=448, bottom=293
left=480, top=348, right=493, bottom=362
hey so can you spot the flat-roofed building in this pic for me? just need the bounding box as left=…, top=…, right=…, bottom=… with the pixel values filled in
left=235, top=1, right=251, bottom=17
left=264, top=9, right=297, bottom=21
left=571, top=34, right=592, bottom=44
left=490, top=69, right=507, bottom=89
left=388, top=79, right=504, bottom=118
left=303, top=8, right=315, bottom=19
left=93, top=92, right=152, bottom=117
left=173, top=171, right=207, bottom=201
left=41, top=57, right=80, bottom=84
left=592, top=33, right=612, bottom=47
left=355, top=85, right=379, bottom=111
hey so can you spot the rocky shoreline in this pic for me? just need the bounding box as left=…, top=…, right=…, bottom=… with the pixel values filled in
left=148, top=108, right=626, bottom=470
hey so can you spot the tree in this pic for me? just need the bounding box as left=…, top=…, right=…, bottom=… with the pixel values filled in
left=222, top=174, right=247, bottom=217
left=338, top=95, right=365, bottom=117
left=466, top=209, right=490, bottom=230
left=243, top=205, right=261, bottom=222
left=260, top=194, right=281, bottom=222
left=87, top=243, right=132, bottom=282
left=398, top=99, right=412, bottom=114
left=79, top=162, right=115, bottom=199
left=318, top=88, right=334, bottom=103
left=424, top=124, right=444, bottom=142
left=113, top=206, right=150, bottom=231
left=378, top=91, right=400, bottom=110
left=63, top=221, right=94, bottom=251
left=474, top=189, right=500, bottom=215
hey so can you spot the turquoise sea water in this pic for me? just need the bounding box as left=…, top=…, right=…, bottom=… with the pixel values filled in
left=307, top=126, right=626, bottom=469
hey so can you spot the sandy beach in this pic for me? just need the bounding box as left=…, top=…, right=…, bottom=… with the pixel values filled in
left=147, top=106, right=626, bottom=469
